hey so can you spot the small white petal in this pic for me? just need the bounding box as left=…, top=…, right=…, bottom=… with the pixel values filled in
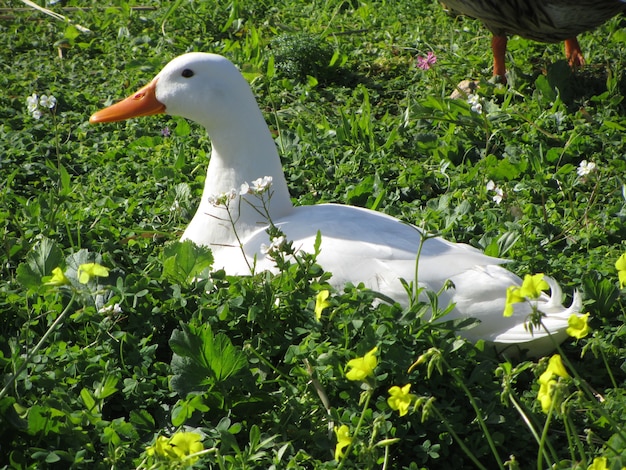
left=40, top=94, right=57, bottom=109
left=26, top=93, right=38, bottom=109
left=577, top=160, right=596, bottom=177
left=492, top=188, right=504, bottom=204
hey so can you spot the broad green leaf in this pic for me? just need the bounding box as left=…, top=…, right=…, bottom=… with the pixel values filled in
left=210, top=333, right=247, bottom=381
left=59, top=164, right=71, bottom=196
left=162, top=240, right=214, bottom=285
left=173, top=116, right=191, bottom=137
left=496, top=231, right=520, bottom=257
left=27, top=405, right=64, bottom=435
left=16, top=237, right=63, bottom=289
left=171, top=399, right=194, bottom=427
left=45, top=452, right=61, bottom=464
left=171, top=394, right=210, bottom=427
left=583, top=276, right=618, bottom=315
left=533, top=74, right=557, bottom=105
left=94, top=376, right=119, bottom=400
left=129, top=410, right=155, bottom=433
left=80, top=388, right=97, bottom=412
left=169, top=324, right=247, bottom=396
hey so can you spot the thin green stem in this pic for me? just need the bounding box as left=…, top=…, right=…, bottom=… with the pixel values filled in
left=336, top=388, right=372, bottom=470
left=443, top=357, right=505, bottom=470
left=223, top=204, right=254, bottom=274
left=0, top=294, right=76, bottom=401
left=244, top=343, right=291, bottom=382
left=507, top=391, right=559, bottom=464
left=381, top=444, right=390, bottom=470
left=51, top=109, right=61, bottom=175
left=552, top=339, right=626, bottom=444
left=563, top=408, right=586, bottom=465
left=537, top=392, right=557, bottom=470
left=599, top=348, right=618, bottom=389
left=429, top=403, right=489, bottom=470
left=411, top=230, right=428, bottom=306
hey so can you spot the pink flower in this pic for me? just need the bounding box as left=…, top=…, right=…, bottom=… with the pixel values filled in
left=417, top=51, right=437, bottom=70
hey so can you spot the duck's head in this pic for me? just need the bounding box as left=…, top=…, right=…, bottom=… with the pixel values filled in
left=89, top=52, right=254, bottom=128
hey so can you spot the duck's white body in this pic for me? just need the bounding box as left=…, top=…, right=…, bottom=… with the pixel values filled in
left=91, top=52, right=582, bottom=356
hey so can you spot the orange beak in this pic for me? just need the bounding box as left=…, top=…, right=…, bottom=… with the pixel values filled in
left=89, top=79, right=165, bottom=124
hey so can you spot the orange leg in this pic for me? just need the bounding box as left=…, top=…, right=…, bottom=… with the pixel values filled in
left=491, top=35, right=508, bottom=82
left=564, top=37, right=585, bottom=67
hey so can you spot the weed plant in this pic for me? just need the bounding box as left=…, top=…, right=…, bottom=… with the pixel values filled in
left=1, top=1, right=626, bottom=468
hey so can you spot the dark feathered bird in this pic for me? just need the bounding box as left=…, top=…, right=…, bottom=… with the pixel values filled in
left=442, top=0, right=626, bottom=81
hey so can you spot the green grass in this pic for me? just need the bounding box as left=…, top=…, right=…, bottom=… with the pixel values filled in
left=1, top=1, right=626, bottom=468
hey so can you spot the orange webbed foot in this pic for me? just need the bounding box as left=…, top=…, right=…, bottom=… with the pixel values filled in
left=564, top=37, right=585, bottom=68
left=491, top=35, right=508, bottom=83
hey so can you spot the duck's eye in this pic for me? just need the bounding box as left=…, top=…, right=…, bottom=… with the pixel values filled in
left=181, top=69, right=194, bottom=78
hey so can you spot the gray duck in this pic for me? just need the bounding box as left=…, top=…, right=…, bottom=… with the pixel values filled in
left=442, top=0, right=626, bottom=81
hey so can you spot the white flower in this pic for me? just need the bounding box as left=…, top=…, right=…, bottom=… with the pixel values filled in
left=31, top=109, right=43, bottom=120
left=486, top=180, right=504, bottom=204
left=39, top=94, right=57, bottom=109
left=271, top=235, right=285, bottom=249
left=250, top=176, right=273, bottom=193
left=239, top=182, right=250, bottom=195
left=492, top=187, right=504, bottom=204
left=26, top=93, right=38, bottom=113
left=577, top=160, right=596, bottom=177
left=99, top=303, right=122, bottom=315
left=467, top=94, right=482, bottom=114
left=207, top=189, right=238, bottom=206
left=260, top=235, right=286, bottom=256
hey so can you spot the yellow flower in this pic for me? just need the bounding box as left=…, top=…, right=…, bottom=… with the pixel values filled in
left=334, top=425, right=352, bottom=460
left=503, top=286, right=524, bottom=317
left=537, top=378, right=557, bottom=413
left=616, top=253, right=626, bottom=288
left=588, top=456, right=609, bottom=470
left=314, top=290, right=330, bottom=321
left=45, top=267, right=70, bottom=286
left=537, top=354, right=570, bottom=414
left=77, top=263, right=109, bottom=284
left=566, top=313, right=591, bottom=339
left=146, top=436, right=176, bottom=459
left=519, top=273, right=549, bottom=299
left=169, top=432, right=204, bottom=464
left=345, top=346, right=378, bottom=381
left=546, top=354, right=569, bottom=379
left=387, top=384, right=416, bottom=417
left=146, top=432, right=204, bottom=464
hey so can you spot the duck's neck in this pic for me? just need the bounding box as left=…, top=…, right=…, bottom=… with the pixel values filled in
left=182, top=111, right=293, bottom=249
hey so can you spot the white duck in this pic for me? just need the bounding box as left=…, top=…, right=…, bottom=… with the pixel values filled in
left=90, top=52, right=582, bottom=357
